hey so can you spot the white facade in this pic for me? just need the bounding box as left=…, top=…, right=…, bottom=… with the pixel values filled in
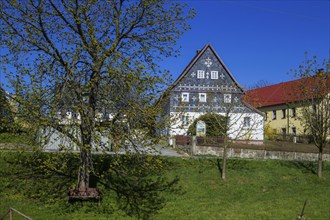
left=169, top=111, right=264, bottom=141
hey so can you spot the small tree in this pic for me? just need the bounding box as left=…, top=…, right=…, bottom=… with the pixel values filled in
left=290, top=55, right=330, bottom=177
left=185, top=89, right=264, bottom=181
left=213, top=101, right=263, bottom=180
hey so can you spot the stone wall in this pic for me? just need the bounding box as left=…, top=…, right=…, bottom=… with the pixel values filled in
left=193, top=145, right=330, bottom=161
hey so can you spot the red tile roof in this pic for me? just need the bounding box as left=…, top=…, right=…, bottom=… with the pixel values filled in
left=244, top=73, right=330, bottom=108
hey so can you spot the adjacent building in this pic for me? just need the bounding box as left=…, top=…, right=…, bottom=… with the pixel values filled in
left=245, top=74, right=330, bottom=140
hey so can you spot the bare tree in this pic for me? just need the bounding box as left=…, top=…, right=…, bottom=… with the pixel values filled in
left=187, top=89, right=264, bottom=180
left=290, top=56, right=330, bottom=177
left=247, top=80, right=271, bottom=90
left=0, top=0, right=194, bottom=198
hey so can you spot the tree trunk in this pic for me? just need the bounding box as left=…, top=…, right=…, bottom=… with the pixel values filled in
left=68, top=127, right=100, bottom=201
left=222, top=137, right=228, bottom=181
left=77, top=118, right=93, bottom=189
left=77, top=146, right=91, bottom=190
left=317, top=151, right=323, bottom=178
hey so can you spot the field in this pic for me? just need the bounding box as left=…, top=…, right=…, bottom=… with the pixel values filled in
left=0, top=153, right=329, bottom=219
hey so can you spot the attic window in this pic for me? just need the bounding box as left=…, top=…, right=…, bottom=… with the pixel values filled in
left=197, top=70, right=205, bottom=79
left=211, top=71, right=218, bottom=79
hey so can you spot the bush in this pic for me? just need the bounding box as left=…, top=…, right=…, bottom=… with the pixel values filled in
left=187, top=113, right=227, bottom=137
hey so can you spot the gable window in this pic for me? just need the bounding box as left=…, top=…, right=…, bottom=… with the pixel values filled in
left=199, top=93, right=207, bottom=102
left=211, top=71, right=218, bottom=79
left=243, top=117, right=250, bottom=128
left=291, top=108, right=296, bottom=118
left=181, top=92, right=189, bottom=102
left=272, top=110, right=277, bottom=120
left=197, top=70, right=205, bottom=79
left=224, top=94, right=231, bottom=103
left=282, top=109, right=286, bottom=119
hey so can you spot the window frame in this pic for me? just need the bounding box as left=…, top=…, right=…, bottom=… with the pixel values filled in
left=291, top=108, right=296, bottom=118
left=197, top=70, right=205, bottom=79
left=272, top=110, right=277, bottom=120
left=199, top=93, right=207, bottom=102
left=282, top=109, right=286, bottom=119
left=243, top=117, right=251, bottom=128
left=224, top=94, right=232, bottom=103
left=181, top=115, right=190, bottom=126
left=211, top=71, right=218, bottom=79
left=181, top=92, right=189, bottom=102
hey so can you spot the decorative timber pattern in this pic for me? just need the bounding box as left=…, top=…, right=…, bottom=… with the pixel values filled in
left=169, top=44, right=254, bottom=113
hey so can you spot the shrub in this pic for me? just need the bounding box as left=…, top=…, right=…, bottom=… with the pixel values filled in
left=187, top=113, right=227, bottom=137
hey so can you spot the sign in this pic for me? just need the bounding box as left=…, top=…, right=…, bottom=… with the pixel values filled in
left=196, top=120, right=206, bottom=136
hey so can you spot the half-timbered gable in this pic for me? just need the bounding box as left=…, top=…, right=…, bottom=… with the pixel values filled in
left=164, top=44, right=264, bottom=141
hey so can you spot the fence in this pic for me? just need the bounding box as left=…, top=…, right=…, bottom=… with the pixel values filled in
left=175, top=135, right=191, bottom=146
left=0, top=208, right=32, bottom=220
left=267, top=134, right=314, bottom=144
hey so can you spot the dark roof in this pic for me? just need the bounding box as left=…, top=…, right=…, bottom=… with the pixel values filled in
left=171, top=43, right=245, bottom=93
left=244, top=73, right=330, bottom=108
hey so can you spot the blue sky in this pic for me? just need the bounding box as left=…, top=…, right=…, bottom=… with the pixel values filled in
left=161, top=0, right=329, bottom=89
left=0, top=1, right=329, bottom=91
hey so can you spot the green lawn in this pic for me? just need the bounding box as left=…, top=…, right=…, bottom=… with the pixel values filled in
left=0, top=154, right=329, bottom=220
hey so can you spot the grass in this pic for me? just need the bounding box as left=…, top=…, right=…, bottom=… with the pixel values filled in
left=0, top=154, right=329, bottom=220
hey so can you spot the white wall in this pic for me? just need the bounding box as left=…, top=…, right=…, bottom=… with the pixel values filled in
left=169, top=111, right=264, bottom=141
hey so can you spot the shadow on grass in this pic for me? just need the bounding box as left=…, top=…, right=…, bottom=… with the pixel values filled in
left=216, top=158, right=222, bottom=177
left=281, top=160, right=317, bottom=174
left=0, top=152, right=182, bottom=220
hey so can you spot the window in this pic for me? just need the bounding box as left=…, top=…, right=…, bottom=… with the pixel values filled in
left=56, top=112, right=61, bottom=119
left=282, top=109, right=286, bottom=119
left=313, top=105, right=317, bottom=114
left=211, top=71, right=218, bottom=79
left=197, top=70, right=205, bottom=79
left=66, top=112, right=72, bottom=119
left=265, top=112, right=268, bottom=121
left=181, top=115, right=189, bottom=126
left=272, top=110, right=277, bottom=120
left=291, top=108, right=296, bottom=118
left=243, top=117, right=250, bottom=128
left=199, top=93, right=207, bottom=102
left=224, top=94, right=231, bottom=103
left=181, top=93, right=189, bottom=102
left=292, top=127, right=296, bottom=135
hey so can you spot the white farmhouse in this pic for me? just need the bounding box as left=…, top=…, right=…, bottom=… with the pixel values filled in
left=161, top=44, right=264, bottom=143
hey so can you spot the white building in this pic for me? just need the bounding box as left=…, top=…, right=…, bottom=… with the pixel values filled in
left=161, top=44, right=264, bottom=142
